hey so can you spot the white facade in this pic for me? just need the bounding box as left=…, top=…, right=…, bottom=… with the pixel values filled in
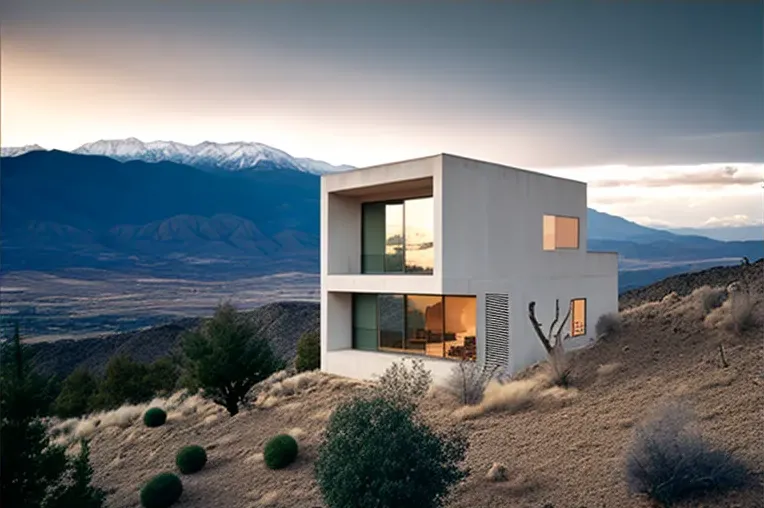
left=321, top=154, right=618, bottom=384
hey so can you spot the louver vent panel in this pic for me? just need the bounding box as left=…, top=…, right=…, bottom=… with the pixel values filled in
left=484, top=293, right=510, bottom=370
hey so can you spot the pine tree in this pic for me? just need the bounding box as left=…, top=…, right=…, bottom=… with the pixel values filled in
left=0, top=324, right=107, bottom=508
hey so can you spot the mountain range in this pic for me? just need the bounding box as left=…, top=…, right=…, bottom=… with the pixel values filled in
left=1, top=142, right=762, bottom=291
left=1, top=139, right=353, bottom=174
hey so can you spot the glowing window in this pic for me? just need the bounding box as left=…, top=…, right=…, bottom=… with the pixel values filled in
left=543, top=215, right=580, bottom=250
left=570, top=298, right=586, bottom=337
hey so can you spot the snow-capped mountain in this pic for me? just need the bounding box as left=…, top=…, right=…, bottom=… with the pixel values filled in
left=70, top=138, right=354, bottom=174
left=0, top=144, right=46, bottom=157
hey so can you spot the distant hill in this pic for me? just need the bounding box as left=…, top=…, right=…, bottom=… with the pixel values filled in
left=25, top=301, right=319, bottom=379
left=663, top=224, right=763, bottom=242
left=1, top=150, right=762, bottom=290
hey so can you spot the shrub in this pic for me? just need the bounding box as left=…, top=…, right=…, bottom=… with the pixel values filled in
left=295, top=330, right=320, bottom=372
left=54, top=368, right=99, bottom=418
left=372, top=358, right=432, bottom=409
left=263, top=434, right=299, bottom=470
left=181, top=302, right=285, bottom=416
left=444, top=360, right=498, bottom=405
left=175, top=445, right=207, bottom=474
left=729, top=291, right=756, bottom=335
left=699, top=287, right=727, bottom=314
left=1, top=325, right=106, bottom=508
left=143, top=408, right=167, bottom=428
left=140, top=473, right=183, bottom=508
left=595, top=312, right=622, bottom=339
left=315, top=396, right=468, bottom=508
left=626, top=404, right=749, bottom=507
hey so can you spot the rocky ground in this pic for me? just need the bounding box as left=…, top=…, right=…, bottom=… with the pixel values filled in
left=51, top=263, right=763, bottom=508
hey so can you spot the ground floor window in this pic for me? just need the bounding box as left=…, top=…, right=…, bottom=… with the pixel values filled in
left=570, top=298, right=586, bottom=337
left=352, top=293, right=477, bottom=361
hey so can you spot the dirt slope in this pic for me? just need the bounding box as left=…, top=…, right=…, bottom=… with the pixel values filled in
left=66, top=267, right=763, bottom=508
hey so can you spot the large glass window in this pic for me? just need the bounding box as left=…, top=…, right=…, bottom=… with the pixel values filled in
left=406, top=295, right=443, bottom=357
left=444, top=297, right=477, bottom=361
left=362, top=203, right=386, bottom=273
left=362, top=197, right=434, bottom=274
left=404, top=197, right=435, bottom=273
left=378, top=294, right=405, bottom=352
left=543, top=215, right=580, bottom=250
left=352, top=293, right=477, bottom=361
left=352, top=293, right=378, bottom=351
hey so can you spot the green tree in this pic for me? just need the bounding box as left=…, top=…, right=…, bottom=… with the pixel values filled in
left=315, top=396, right=468, bottom=508
left=295, top=330, right=320, bottom=372
left=181, top=303, right=284, bottom=416
left=54, top=368, right=99, bottom=418
left=90, top=355, right=152, bottom=409
left=144, top=357, right=181, bottom=396
left=0, top=325, right=106, bottom=508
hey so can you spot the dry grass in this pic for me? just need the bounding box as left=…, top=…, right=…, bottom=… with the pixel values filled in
left=73, top=282, right=764, bottom=508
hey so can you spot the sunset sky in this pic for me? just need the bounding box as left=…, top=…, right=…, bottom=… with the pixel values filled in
left=2, top=0, right=762, bottom=228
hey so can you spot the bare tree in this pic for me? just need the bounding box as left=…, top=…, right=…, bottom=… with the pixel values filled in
left=528, top=299, right=572, bottom=386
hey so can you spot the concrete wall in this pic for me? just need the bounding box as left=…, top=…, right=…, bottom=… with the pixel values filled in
left=320, top=153, right=619, bottom=382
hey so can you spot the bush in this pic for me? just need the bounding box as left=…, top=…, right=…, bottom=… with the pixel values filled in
left=175, top=445, right=207, bottom=474
left=54, top=368, right=99, bottom=418
left=699, top=287, right=727, bottom=314
left=140, top=473, right=183, bottom=508
left=444, top=360, right=498, bottom=405
left=1, top=325, right=106, bottom=508
left=315, top=396, right=468, bottom=508
left=264, top=434, right=299, bottom=470
left=295, top=330, right=320, bottom=372
left=595, top=312, right=622, bottom=339
left=626, top=404, right=749, bottom=507
left=143, top=408, right=167, bottom=428
left=372, top=358, right=432, bottom=409
left=181, top=302, right=285, bottom=416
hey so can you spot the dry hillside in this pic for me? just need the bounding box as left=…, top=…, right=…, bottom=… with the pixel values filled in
left=51, top=264, right=764, bottom=508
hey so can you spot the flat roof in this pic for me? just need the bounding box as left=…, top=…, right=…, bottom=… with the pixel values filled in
left=323, top=152, right=585, bottom=186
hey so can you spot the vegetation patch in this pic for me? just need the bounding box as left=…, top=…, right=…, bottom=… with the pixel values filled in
left=143, top=407, right=168, bottom=428
left=140, top=473, right=183, bottom=508
left=626, top=404, right=749, bottom=507
left=315, top=396, right=468, bottom=508
left=176, top=445, right=208, bottom=474
left=263, top=434, right=299, bottom=470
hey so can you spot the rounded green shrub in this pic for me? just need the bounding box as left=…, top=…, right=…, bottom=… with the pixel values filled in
left=140, top=472, right=183, bottom=508
left=143, top=407, right=167, bottom=428
left=263, top=434, right=298, bottom=469
left=175, top=445, right=207, bottom=474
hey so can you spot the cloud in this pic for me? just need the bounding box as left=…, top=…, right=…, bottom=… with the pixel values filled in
left=703, top=215, right=762, bottom=227
left=590, top=165, right=764, bottom=188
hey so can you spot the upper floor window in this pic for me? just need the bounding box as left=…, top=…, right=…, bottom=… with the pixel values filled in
left=543, top=215, right=579, bottom=251
left=362, top=197, right=434, bottom=274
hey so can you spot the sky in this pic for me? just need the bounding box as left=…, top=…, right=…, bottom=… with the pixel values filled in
left=2, top=0, right=763, bottom=228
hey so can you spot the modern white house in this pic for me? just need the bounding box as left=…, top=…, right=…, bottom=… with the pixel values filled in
left=320, top=154, right=618, bottom=383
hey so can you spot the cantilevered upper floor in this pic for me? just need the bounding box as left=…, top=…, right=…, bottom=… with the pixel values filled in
left=321, top=154, right=617, bottom=296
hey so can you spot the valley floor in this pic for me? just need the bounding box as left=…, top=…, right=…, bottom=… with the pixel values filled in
left=59, top=283, right=763, bottom=508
